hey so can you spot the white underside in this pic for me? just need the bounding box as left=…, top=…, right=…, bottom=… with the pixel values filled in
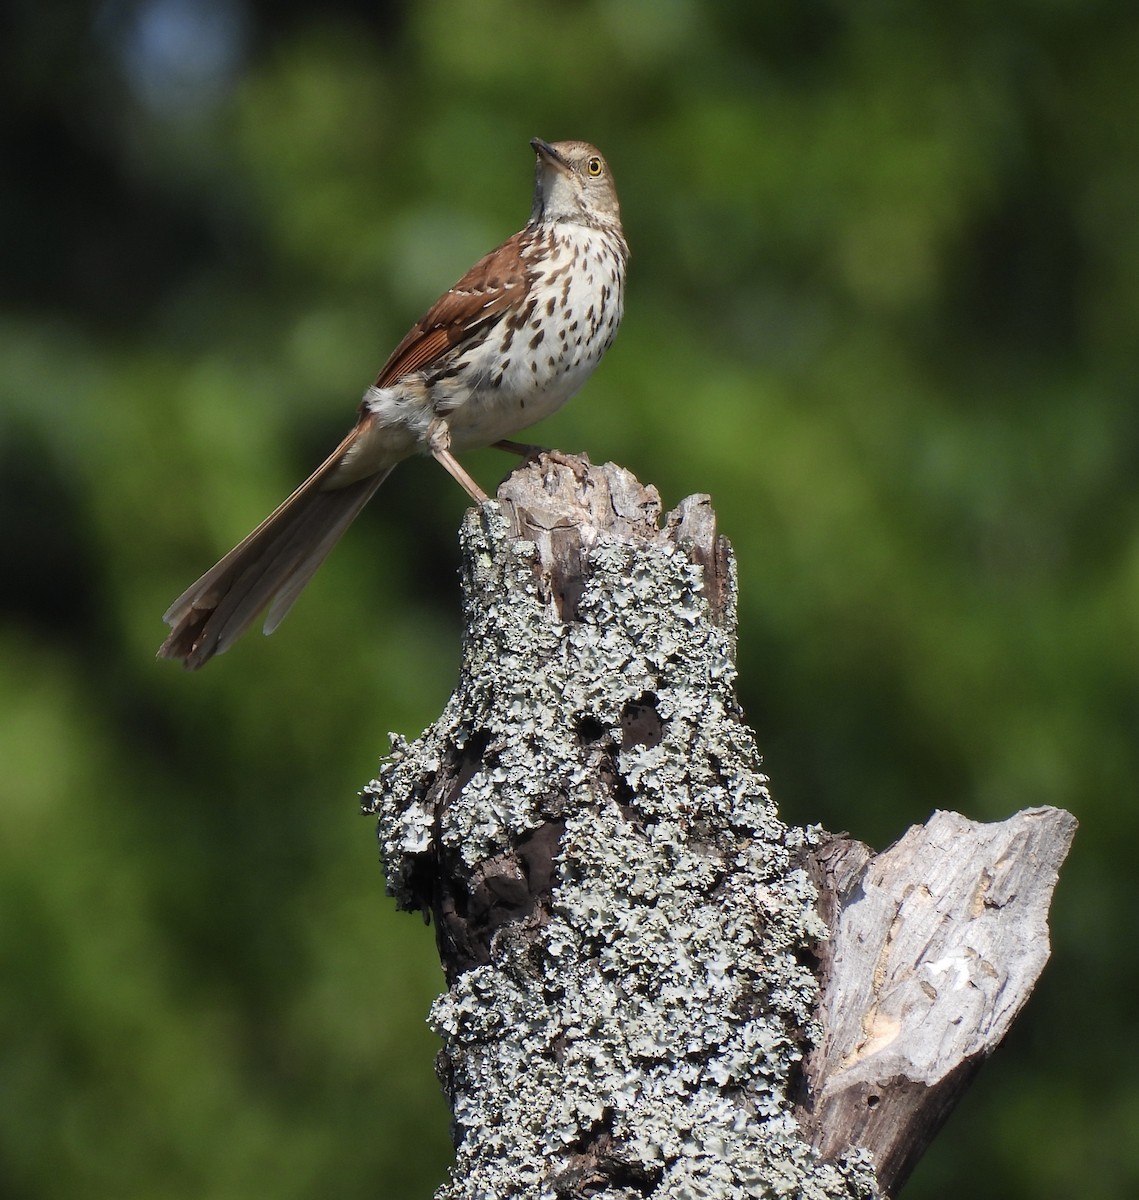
left=334, top=225, right=625, bottom=484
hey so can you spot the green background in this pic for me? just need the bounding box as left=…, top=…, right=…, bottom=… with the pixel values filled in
left=3, top=1, right=1135, bottom=1196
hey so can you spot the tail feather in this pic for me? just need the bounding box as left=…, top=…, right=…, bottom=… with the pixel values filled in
left=159, top=464, right=391, bottom=670
left=261, top=473, right=388, bottom=634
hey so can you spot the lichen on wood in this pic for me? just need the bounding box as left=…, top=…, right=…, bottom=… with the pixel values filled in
left=364, top=456, right=876, bottom=1198
left=362, top=454, right=1074, bottom=1200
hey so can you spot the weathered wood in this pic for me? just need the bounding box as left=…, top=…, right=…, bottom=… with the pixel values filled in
left=797, top=808, right=1077, bottom=1195
left=362, top=454, right=1075, bottom=1199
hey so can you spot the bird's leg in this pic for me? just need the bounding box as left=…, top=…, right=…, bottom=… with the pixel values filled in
left=428, top=418, right=490, bottom=504
left=494, top=439, right=592, bottom=486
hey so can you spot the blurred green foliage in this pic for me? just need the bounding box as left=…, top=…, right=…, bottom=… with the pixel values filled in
left=2, top=0, right=1136, bottom=1195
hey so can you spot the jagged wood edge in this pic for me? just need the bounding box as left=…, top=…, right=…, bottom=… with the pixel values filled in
left=797, top=807, right=1077, bottom=1195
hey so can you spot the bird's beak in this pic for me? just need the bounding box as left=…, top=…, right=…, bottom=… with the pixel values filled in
left=531, top=138, right=571, bottom=171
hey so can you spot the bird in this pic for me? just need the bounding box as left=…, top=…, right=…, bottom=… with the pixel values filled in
left=158, top=138, right=628, bottom=669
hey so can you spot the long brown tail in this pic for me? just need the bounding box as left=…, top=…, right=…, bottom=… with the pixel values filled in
left=159, top=453, right=392, bottom=670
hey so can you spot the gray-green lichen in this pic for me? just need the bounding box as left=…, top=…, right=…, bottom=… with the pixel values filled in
left=364, top=498, right=878, bottom=1199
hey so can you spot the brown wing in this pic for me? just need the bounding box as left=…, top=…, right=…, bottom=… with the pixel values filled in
left=373, top=230, right=532, bottom=387
left=158, top=227, right=539, bottom=668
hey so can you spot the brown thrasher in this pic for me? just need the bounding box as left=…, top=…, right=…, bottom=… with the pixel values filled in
left=159, top=138, right=628, bottom=669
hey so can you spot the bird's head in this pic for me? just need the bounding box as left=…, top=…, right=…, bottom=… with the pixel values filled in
left=529, top=138, right=622, bottom=230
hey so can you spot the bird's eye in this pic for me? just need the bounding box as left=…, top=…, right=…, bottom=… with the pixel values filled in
left=586, top=156, right=603, bottom=177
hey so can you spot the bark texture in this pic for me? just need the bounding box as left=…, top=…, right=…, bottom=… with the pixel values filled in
left=797, top=808, right=1076, bottom=1195
left=362, top=454, right=1075, bottom=1199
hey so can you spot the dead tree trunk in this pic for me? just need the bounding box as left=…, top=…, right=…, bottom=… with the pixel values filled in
left=362, top=455, right=1076, bottom=1200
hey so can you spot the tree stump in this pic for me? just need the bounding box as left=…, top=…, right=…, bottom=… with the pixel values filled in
left=362, top=454, right=1076, bottom=1199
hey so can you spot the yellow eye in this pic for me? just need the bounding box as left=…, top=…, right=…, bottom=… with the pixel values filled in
left=586, top=156, right=603, bottom=177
